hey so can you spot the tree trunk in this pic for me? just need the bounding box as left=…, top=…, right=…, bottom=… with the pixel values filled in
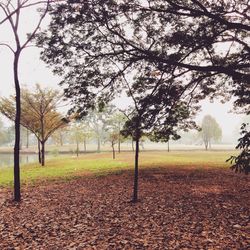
left=84, top=139, right=87, bottom=152
left=76, top=140, right=79, bottom=157
left=97, top=137, right=101, bottom=152
left=41, top=141, right=45, bottom=166
left=209, top=140, right=211, bottom=149
left=38, top=139, right=41, bottom=164
left=132, top=136, right=140, bottom=203
left=167, top=140, right=170, bottom=152
left=118, top=131, right=121, bottom=153
left=112, top=143, right=115, bottom=159
left=205, top=141, right=208, bottom=150
left=13, top=50, right=21, bottom=202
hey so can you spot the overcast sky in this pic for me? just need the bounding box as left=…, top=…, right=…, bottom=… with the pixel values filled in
left=0, top=2, right=245, bottom=138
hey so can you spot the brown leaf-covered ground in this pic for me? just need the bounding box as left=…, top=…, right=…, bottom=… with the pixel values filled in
left=0, top=168, right=249, bottom=249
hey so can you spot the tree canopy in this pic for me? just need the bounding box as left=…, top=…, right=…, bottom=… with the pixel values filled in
left=200, top=115, right=222, bottom=150
left=38, top=0, right=249, bottom=115
left=0, top=84, right=68, bottom=166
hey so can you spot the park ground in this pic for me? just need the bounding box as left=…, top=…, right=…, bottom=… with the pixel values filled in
left=0, top=151, right=249, bottom=249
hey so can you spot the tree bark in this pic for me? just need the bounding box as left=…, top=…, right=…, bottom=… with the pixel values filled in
left=13, top=50, right=21, bottom=202
left=41, top=141, right=45, bottom=166
left=112, top=143, right=115, bottom=159
left=132, top=135, right=140, bottom=203
left=167, top=140, right=170, bottom=152
left=38, top=139, right=41, bottom=164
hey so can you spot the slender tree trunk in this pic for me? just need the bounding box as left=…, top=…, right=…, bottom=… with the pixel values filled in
left=76, top=140, right=79, bottom=157
left=26, top=129, right=29, bottom=148
left=112, top=143, right=115, bottom=159
left=118, top=129, right=121, bottom=153
left=13, top=50, right=21, bottom=202
left=38, top=139, right=41, bottom=164
left=205, top=141, right=208, bottom=150
left=209, top=140, right=211, bottom=149
left=41, top=141, right=45, bottom=166
left=132, top=136, right=140, bottom=203
left=167, top=140, right=170, bottom=152
left=97, top=137, right=101, bottom=152
left=84, top=139, right=87, bottom=152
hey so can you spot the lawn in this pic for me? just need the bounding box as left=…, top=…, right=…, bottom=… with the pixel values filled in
left=0, top=150, right=235, bottom=187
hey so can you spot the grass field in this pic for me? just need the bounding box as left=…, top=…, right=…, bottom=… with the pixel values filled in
left=0, top=150, right=235, bottom=187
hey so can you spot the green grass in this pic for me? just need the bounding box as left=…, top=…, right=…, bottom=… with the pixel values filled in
left=0, top=150, right=235, bottom=187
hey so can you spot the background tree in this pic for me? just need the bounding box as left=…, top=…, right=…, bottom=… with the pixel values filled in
left=200, top=115, right=222, bottom=150
left=0, top=0, right=53, bottom=201
left=106, top=111, right=127, bottom=153
left=51, top=126, right=69, bottom=146
left=0, top=84, right=69, bottom=166
left=86, top=105, right=115, bottom=152
left=69, top=121, right=91, bottom=156
left=106, top=131, right=119, bottom=159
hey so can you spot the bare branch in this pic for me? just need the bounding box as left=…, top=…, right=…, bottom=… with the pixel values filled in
left=0, top=42, right=14, bottom=53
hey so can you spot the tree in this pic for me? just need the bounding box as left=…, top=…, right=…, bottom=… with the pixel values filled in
left=106, top=131, right=119, bottom=159
left=69, top=121, right=91, bottom=156
left=0, top=0, right=53, bottom=201
left=0, top=84, right=69, bottom=166
left=85, top=105, right=115, bottom=152
left=106, top=111, right=127, bottom=154
left=51, top=126, right=69, bottom=146
left=200, top=115, right=222, bottom=150
left=119, top=74, right=198, bottom=202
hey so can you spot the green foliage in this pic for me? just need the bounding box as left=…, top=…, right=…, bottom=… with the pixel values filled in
left=227, top=123, right=250, bottom=174
left=199, top=115, right=222, bottom=149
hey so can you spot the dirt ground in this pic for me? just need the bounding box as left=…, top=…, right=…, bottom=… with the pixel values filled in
left=0, top=168, right=249, bottom=249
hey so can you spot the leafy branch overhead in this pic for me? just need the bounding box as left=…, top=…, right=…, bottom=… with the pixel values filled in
left=37, top=0, right=249, bottom=115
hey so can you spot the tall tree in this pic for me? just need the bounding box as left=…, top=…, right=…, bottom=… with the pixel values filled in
left=119, top=74, right=198, bottom=202
left=0, top=84, right=69, bottom=166
left=0, top=0, right=53, bottom=201
left=200, top=115, right=222, bottom=150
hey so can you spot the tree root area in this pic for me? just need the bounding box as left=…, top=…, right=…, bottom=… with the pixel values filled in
left=0, top=168, right=249, bottom=249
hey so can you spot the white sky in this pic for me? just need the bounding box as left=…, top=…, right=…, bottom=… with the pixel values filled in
left=0, top=1, right=244, bottom=138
